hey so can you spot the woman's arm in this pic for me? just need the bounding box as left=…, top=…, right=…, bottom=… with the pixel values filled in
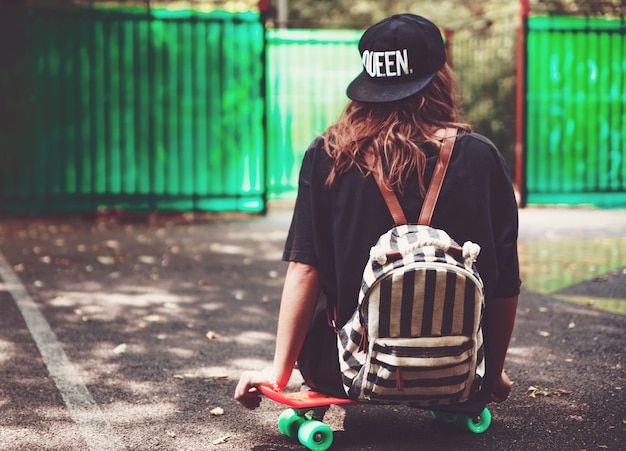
left=482, top=294, right=518, bottom=402
left=234, top=261, right=321, bottom=409
left=272, top=261, right=321, bottom=387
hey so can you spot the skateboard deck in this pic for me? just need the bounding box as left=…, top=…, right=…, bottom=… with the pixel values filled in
left=258, top=384, right=357, bottom=409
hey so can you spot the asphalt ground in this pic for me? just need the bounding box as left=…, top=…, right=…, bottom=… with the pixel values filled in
left=0, top=205, right=625, bottom=451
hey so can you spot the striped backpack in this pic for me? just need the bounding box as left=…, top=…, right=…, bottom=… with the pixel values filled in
left=336, top=128, right=486, bottom=408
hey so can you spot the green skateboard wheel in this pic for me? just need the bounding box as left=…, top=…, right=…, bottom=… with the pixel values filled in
left=277, top=408, right=304, bottom=440
left=464, top=407, right=492, bottom=434
left=297, top=420, right=333, bottom=451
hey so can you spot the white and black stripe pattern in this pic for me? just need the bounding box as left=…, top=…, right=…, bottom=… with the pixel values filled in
left=338, top=225, right=485, bottom=407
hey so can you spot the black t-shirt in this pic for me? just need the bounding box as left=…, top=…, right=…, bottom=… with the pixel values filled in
left=282, top=131, right=521, bottom=395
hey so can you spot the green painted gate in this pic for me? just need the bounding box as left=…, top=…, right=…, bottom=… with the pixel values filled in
left=4, top=8, right=624, bottom=215
left=266, top=29, right=361, bottom=200
left=0, top=6, right=265, bottom=215
left=525, top=16, right=626, bottom=207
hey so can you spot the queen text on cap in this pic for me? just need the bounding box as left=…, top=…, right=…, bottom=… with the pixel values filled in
left=362, top=49, right=411, bottom=79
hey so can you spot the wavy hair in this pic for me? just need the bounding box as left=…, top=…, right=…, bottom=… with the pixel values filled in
left=323, top=63, right=472, bottom=194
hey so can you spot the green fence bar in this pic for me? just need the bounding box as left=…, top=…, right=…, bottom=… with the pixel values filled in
left=266, top=29, right=362, bottom=200
left=0, top=6, right=265, bottom=215
left=526, top=16, right=626, bottom=206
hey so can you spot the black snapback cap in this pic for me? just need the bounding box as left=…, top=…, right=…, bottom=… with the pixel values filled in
left=346, top=14, right=447, bottom=103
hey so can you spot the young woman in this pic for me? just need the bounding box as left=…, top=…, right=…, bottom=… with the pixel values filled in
left=235, top=13, right=519, bottom=410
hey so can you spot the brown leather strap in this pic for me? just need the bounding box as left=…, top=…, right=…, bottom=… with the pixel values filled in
left=367, top=127, right=458, bottom=227
left=417, top=127, right=457, bottom=225
left=365, top=152, right=407, bottom=226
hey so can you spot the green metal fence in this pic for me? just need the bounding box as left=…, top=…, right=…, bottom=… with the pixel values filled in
left=0, top=6, right=265, bottom=215
left=266, top=29, right=361, bottom=200
left=3, top=9, right=624, bottom=216
left=526, top=16, right=626, bottom=206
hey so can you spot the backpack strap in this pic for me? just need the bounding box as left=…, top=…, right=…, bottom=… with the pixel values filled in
left=365, top=152, right=407, bottom=226
left=367, top=127, right=458, bottom=227
left=418, top=127, right=458, bottom=225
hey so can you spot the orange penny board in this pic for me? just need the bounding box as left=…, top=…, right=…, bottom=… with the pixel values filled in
left=259, top=384, right=358, bottom=409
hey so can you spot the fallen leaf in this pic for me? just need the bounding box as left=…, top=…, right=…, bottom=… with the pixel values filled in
left=175, top=373, right=199, bottom=379
left=172, top=373, right=228, bottom=380
left=103, top=240, right=120, bottom=250
left=138, top=255, right=158, bottom=264
left=527, top=386, right=571, bottom=398
left=526, top=386, right=551, bottom=398
left=142, top=314, right=163, bottom=323
left=210, top=407, right=225, bottom=416
left=552, top=388, right=572, bottom=396
left=113, top=343, right=127, bottom=354
left=206, top=374, right=229, bottom=380
left=97, top=256, right=116, bottom=265
left=212, top=435, right=231, bottom=445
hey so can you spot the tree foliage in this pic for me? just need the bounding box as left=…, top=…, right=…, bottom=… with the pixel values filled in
left=268, top=0, right=624, bottom=29
left=10, top=0, right=623, bottom=19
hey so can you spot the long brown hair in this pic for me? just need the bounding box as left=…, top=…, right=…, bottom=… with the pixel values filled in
left=323, top=63, right=472, bottom=194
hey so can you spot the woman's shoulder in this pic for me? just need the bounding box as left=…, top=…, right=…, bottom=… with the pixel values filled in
left=457, top=131, right=498, bottom=151
left=455, top=131, right=504, bottom=164
left=301, top=135, right=326, bottom=160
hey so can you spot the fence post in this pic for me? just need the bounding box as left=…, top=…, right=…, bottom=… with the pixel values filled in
left=259, top=0, right=271, bottom=214
left=515, top=0, right=529, bottom=207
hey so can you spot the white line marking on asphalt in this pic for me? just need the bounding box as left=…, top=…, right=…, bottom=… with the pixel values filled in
left=0, top=249, right=125, bottom=451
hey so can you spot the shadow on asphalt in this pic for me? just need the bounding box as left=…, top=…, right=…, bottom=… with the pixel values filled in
left=0, top=207, right=625, bottom=450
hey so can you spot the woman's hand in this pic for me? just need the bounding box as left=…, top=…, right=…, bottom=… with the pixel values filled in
left=234, top=371, right=271, bottom=409
left=489, top=370, right=513, bottom=403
